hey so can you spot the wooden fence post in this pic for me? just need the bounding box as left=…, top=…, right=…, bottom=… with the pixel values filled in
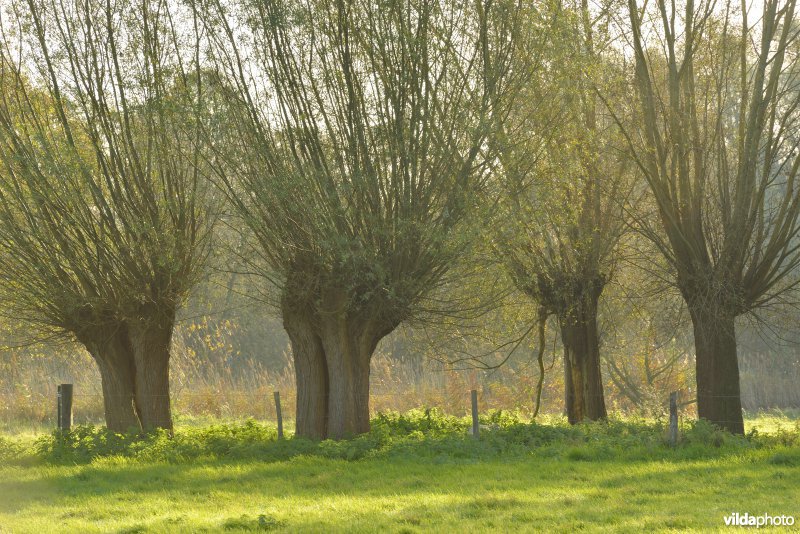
left=471, top=389, right=479, bottom=439
left=57, top=383, right=73, bottom=432
left=274, top=391, right=284, bottom=439
left=669, top=391, right=678, bottom=446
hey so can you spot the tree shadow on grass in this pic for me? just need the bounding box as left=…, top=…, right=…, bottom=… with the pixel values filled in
left=2, top=453, right=796, bottom=532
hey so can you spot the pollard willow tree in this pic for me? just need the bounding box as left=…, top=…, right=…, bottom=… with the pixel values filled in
left=496, top=0, right=631, bottom=422
left=625, top=0, right=800, bottom=433
left=0, top=0, right=214, bottom=431
left=199, top=0, right=520, bottom=439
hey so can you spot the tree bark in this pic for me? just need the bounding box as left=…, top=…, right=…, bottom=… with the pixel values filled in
left=282, top=300, right=329, bottom=440
left=81, top=325, right=141, bottom=432
left=689, top=305, right=744, bottom=434
left=558, top=292, right=607, bottom=424
left=319, top=315, right=375, bottom=440
left=129, top=318, right=174, bottom=432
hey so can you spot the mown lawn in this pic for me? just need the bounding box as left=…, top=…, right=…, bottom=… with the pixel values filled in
left=1, top=412, right=798, bottom=533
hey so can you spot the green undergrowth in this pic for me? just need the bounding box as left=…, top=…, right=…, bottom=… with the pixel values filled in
left=3, top=409, right=798, bottom=466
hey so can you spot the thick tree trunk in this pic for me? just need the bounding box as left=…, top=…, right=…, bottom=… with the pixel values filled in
left=82, top=326, right=141, bottom=432
left=558, top=294, right=607, bottom=424
left=129, top=319, right=174, bottom=431
left=320, top=316, right=374, bottom=440
left=689, top=305, right=744, bottom=434
left=281, top=285, right=394, bottom=440
left=282, top=301, right=328, bottom=440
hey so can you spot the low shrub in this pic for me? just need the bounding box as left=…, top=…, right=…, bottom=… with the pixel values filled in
left=13, top=410, right=797, bottom=466
left=0, top=435, right=26, bottom=463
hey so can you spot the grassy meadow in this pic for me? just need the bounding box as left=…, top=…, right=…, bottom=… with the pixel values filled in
left=1, top=411, right=799, bottom=533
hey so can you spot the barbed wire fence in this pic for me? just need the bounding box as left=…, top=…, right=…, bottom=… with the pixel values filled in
left=2, top=370, right=793, bottom=446
left=33, top=383, right=768, bottom=446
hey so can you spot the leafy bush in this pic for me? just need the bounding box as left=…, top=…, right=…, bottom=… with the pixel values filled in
left=682, top=419, right=741, bottom=447
left=0, top=435, right=27, bottom=464
left=13, top=411, right=798, bottom=466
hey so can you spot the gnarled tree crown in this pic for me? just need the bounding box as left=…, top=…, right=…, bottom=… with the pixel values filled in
left=625, top=0, right=800, bottom=317
left=200, top=0, right=520, bottom=325
left=0, top=0, right=215, bottom=341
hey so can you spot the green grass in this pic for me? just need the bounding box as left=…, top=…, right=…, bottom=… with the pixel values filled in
left=1, top=411, right=798, bottom=533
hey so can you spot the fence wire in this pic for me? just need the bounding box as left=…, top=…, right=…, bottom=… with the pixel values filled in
left=3, top=385, right=789, bottom=431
